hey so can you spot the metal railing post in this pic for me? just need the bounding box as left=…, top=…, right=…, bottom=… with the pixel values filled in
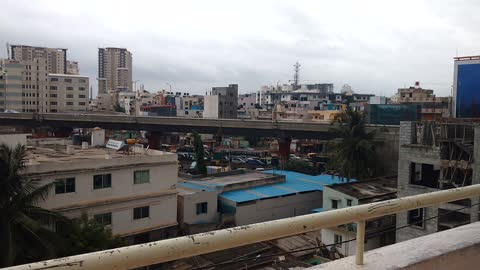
left=355, top=220, right=366, bottom=265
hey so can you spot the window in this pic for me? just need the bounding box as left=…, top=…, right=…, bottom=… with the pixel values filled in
left=51, top=101, right=58, bottom=105
left=134, top=170, right=149, bottom=184
left=408, top=208, right=424, bottom=228
left=94, top=212, right=112, bottom=225
left=79, top=87, right=86, bottom=91
left=196, top=202, right=208, bottom=215
left=67, top=94, right=74, bottom=98
left=93, top=174, right=112, bottom=189
left=55, top=177, right=75, bottom=194
left=79, top=102, right=86, bottom=106
left=133, top=206, right=150, bottom=219
left=50, top=86, right=57, bottom=90
left=347, top=199, right=352, bottom=207
left=64, top=78, right=72, bottom=83
left=334, top=234, right=343, bottom=247
left=66, top=102, right=74, bottom=105
left=78, top=94, right=86, bottom=98
left=185, top=111, right=189, bottom=115
left=50, top=78, right=58, bottom=82
left=50, top=94, right=57, bottom=98
left=67, top=86, right=74, bottom=91
left=331, top=199, right=339, bottom=209
left=79, top=79, right=86, bottom=83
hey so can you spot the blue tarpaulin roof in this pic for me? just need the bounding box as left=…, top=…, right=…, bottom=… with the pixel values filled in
left=220, top=170, right=354, bottom=203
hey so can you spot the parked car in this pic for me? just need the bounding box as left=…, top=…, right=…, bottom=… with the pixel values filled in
left=245, top=158, right=265, bottom=166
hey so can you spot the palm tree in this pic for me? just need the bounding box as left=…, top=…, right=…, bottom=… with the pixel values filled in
left=326, top=108, right=380, bottom=180
left=0, top=143, right=62, bottom=267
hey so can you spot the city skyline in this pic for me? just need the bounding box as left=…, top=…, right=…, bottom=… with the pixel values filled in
left=1, top=0, right=479, bottom=97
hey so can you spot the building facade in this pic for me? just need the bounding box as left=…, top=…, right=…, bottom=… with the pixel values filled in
left=0, top=59, right=89, bottom=112
left=25, top=140, right=179, bottom=244
left=395, top=82, right=450, bottom=120
left=175, top=95, right=204, bottom=117
left=48, top=73, right=89, bottom=112
left=67, top=60, right=80, bottom=75
left=203, top=84, right=238, bottom=119
left=98, top=48, right=133, bottom=93
left=453, top=56, right=480, bottom=118
left=321, top=177, right=397, bottom=256
left=10, top=44, right=67, bottom=74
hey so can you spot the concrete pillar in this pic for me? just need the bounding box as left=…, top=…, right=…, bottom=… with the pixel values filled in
left=278, top=137, right=292, bottom=165
left=146, top=131, right=162, bottom=150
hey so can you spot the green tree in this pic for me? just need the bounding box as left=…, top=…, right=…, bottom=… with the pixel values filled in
left=285, top=159, right=320, bottom=175
left=326, top=108, right=380, bottom=180
left=193, top=130, right=207, bottom=175
left=0, top=144, right=62, bottom=267
left=55, top=214, right=126, bottom=256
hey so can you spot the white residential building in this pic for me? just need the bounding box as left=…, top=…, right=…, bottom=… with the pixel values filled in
left=24, top=140, right=179, bottom=244
left=321, top=177, right=397, bottom=256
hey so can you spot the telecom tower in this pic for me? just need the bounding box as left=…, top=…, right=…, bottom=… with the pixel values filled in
left=293, top=61, right=301, bottom=90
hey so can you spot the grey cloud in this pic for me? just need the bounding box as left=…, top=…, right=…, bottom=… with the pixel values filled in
left=0, top=0, right=478, bottom=97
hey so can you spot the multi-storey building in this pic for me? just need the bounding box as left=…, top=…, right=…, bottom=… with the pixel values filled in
left=48, top=73, right=89, bottom=112
left=175, top=95, right=204, bottom=117
left=396, top=121, right=479, bottom=242
left=24, top=138, right=178, bottom=244
left=395, top=82, right=450, bottom=120
left=238, top=93, right=257, bottom=110
left=0, top=59, right=89, bottom=112
left=10, top=44, right=67, bottom=74
left=203, top=84, right=238, bottom=119
left=98, top=48, right=132, bottom=93
left=66, top=60, right=80, bottom=75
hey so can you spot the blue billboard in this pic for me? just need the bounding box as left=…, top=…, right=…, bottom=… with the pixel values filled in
left=456, top=63, right=480, bottom=118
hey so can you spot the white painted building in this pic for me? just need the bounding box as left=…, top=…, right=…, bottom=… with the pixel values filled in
left=321, top=177, right=397, bottom=256
left=23, top=139, right=179, bottom=244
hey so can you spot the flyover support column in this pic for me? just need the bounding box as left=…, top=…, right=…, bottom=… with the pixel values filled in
left=146, top=131, right=162, bottom=150
left=278, top=137, right=292, bottom=167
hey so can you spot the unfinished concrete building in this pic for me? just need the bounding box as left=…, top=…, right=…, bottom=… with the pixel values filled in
left=396, top=121, right=480, bottom=242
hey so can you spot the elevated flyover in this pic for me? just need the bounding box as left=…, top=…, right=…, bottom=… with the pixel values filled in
left=0, top=113, right=399, bottom=139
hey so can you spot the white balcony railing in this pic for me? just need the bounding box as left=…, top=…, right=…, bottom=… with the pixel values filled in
left=5, top=184, right=480, bottom=270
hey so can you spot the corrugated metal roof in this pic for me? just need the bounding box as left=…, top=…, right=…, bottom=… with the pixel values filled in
left=178, top=182, right=216, bottom=192
left=220, top=170, right=353, bottom=203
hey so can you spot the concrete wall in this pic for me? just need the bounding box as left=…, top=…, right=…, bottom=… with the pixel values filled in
left=34, top=162, right=177, bottom=210
left=229, top=191, right=322, bottom=226
left=61, top=193, right=177, bottom=236
left=0, top=133, right=28, bottom=147
left=203, top=95, right=219, bottom=118
left=179, top=190, right=219, bottom=225
left=314, top=222, right=480, bottom=270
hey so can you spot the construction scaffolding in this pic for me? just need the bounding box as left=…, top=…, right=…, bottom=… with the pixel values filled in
left=414, top=122, right=474, bottom=189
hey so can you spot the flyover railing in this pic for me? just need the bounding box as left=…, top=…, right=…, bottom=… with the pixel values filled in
left=5, top=184, right=480, bottom=270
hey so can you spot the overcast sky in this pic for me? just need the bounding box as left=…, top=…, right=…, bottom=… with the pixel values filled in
left=1, top=0, right=479, bottom=97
